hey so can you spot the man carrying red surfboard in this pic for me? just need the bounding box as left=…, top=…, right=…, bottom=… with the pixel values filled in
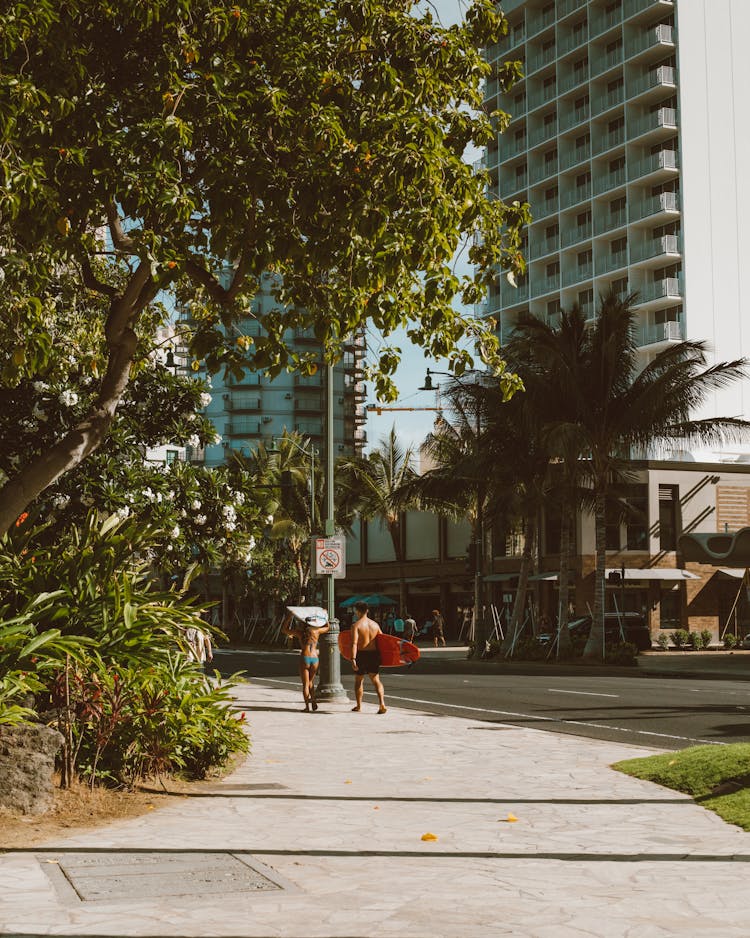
left=351, top=601, right=387, bottom=714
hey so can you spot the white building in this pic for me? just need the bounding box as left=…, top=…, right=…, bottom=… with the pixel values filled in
left=484, top=0, right=750, bottom=451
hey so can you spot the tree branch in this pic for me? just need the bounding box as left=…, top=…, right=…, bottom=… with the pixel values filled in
left=79, top=256, right=117, bottom=298
left=106, top=198, right=137, bottom=252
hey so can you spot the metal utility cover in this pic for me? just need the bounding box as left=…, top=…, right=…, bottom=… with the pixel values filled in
left=41, top=851, right=292, bottom=903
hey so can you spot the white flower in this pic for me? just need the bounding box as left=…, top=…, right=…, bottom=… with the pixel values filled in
left=266, top=514, right=274, bottom=525
left=234, top=491, right=245, bottom=505
left=195, top=514, right=207, bottom=526
left=222, top=505, right=237, bottom=522
left=32, top=381, right=48, bottom=393
left=225, top=521, right=237, bottom=532
left=211, top=432, right=222, bottom=445
left=191, top=499, right=202, bottom=510
left=156, top=492, right=163, bottom=503
left=199, top=392, right=212, bottom=408
left=172, top=525, right=180, bottom=538
left=188, top=434, right=201, bottom=448
left=115, top=506, right=130, bottom=520
left=142, top=488, right=154, bottom=501
left=52, top=495, right=69, bottom=509
left=58, top=390, right=79, bottom=407
left=247, top=535, right=256, bottom=550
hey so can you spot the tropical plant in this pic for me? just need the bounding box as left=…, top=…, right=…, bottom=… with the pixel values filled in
left=509, top=294, right=750, bottom=660
left=0, top=0, right=528, bottom=532
left=338, top=427, right=420, bottom=614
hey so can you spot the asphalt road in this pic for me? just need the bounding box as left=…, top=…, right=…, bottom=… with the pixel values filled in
left=215, top=646, right=750, bottom=751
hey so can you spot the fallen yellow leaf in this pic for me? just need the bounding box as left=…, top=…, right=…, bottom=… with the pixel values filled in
left=668, top=760, right=676, bottom=766
left=421, top=832, right=438, bottom=842
left=506, top=813, right=518, bottom=822
left=344, top=780, right=352, bottom=784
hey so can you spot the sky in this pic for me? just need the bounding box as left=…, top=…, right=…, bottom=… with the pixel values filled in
left=363, top=0, right=485, bottom=456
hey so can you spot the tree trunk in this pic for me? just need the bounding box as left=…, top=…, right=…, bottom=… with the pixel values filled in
left=556, top=503, right=574, bottom=659
left=583, top=491, right=607, bottom=659
left=0, top=265, right=152, bottom=534
left=504, top=515, right=535, bottom=656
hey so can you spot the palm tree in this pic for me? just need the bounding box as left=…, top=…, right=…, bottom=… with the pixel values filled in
left=539, top=293, right=750, bottom=658
left=337, top=427, right=419, bottom=615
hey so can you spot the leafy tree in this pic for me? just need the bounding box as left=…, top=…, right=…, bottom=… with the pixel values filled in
left=531, top=295, right=750, bottom=659
left=0, top=0, right=528, bottom=533
left=338, top=427, right=419, bottom=614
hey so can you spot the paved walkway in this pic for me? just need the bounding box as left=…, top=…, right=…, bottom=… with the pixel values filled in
left=2, top=679, right=750, bottom=937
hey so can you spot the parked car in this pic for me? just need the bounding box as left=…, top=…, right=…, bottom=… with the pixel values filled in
left=538, top=613, right=652, bottom=651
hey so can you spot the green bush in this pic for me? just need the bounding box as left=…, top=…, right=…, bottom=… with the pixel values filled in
left=700, top=629, right=713, bottom=650
left=689, top=631, right=704, bottom=651
left=669, top=629, right=690, bottom=649
left=724, top=632, right=739, bottom=649
left=0, top=513, right=249, bottom=786
left=603, top=641, right=638, bottom=667
left=508, top=636, right=548, bottom=661
left=655, top=633, right=670, bottom=651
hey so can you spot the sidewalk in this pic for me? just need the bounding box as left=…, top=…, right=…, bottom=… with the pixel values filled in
left=2, top=680, right=750, bottom=937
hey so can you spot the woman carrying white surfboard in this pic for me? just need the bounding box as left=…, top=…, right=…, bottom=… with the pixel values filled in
left=282, top=608, right=329, bottom=713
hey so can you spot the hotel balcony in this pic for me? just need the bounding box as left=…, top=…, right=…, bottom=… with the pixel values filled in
left=561, top=183, right=592, bottom=210
left=593, top=125, right=626, bottom=157
left=628, top=65, right=677, bottom=102
left=628, top=149, right=678, bottom=183
left=501, top=284, right=530, bottom=309
left=593, top=166, right=626, bottom=196
left=595, top=250, right=629, bottom=276
left=530, top=235, right=560, bottom=260
left=634, top=277, right=683, bottom=309
left=562, top=222, right=593, bottom=248
left=559, top=66, right=590, bottom=95
left=636, top=319, right=684, bottom=349
left=625, top=0, right=674, bottom=19
left=532, top=196, right=559, bottom=222
left=630, top=235, right=681, bottom=265
left=629, top=107, right=677, bottom=144
left=631, top=190, right=680, bottom=224
left=562, top=262, right=593, bottom=287
left=527, top=6, right=556, bottom=39
left=625, top=24, right=675, bottom=61
left=558, top=0, right=588, bottom=19
left=591, top=85, right=625, bottom=118
left=591, top=5, right=623, bottom=39
left=530, top=158, right=559, bottom=184
left=560, top=143, right=591, bottom=170
left=590, top=45, right=624, bottom=78
left=594, top=207, right=627, bottom=235
left=527, top=44, right=557, bottom=76
left=531, top=273, right=561, bottom=299
left=226, top=419, right=262, bottom=437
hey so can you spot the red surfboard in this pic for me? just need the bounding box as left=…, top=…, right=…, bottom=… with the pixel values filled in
left=338, top=630, right=420, bottom=668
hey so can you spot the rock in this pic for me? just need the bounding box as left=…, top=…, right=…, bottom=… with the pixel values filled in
left=0, top=723, right=64, bottom=815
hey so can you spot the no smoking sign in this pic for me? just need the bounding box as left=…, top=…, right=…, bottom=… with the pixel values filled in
left=314, top=536, right=346, bottom=579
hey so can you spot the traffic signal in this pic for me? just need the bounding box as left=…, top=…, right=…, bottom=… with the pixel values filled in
left=280, top=470, right=294, bottom=511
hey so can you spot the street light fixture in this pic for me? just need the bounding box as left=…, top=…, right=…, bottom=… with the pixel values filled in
left=418, top=368, right=488, bottom=658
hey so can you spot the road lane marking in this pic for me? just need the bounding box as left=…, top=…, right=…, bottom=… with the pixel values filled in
left=547, top=689, right=619, bottom=698
left=251, top=679, right=726, bottom=746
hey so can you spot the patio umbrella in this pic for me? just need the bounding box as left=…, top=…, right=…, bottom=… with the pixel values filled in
left=361, top=593, right=397, bottom=608
left=339, top=595, right=366, bottom=607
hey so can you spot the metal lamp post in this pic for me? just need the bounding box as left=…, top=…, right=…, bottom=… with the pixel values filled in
left=316, top=361, right=348, bottom=701
left=419, top=368, right=487, bottom=657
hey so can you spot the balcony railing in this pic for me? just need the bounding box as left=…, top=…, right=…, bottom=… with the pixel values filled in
left=558, top=28, right=588, bottom=57
left=559, top=66, right=590, bottom=94
left=628, top=65, right=676, bottom=98
left=629, top=107, right=677, bottom=139
left=530, top=158, right=559, bottom=184
left=625, top=0, right=673, bottom=18
left=594, top=207, right=627, bottom=234
left=528, top=85, right=557, bottom=111
left=591, top=45, right=624, bottom=77
left=559, top=104, right=590, bottom=132
left=531, top=273, right=561, bottom=298
left=502, top=284, right=530, bottom=308
left=562, top=223, right=592, bottom=247
left=636, top=277, right=682, bottom=304
left=596, top=249, right=628, bottom=275
left=593, top=166, right=626, bottom=195
left=636, top=320, right=684, bottom=346
left=527, top=45, right=557, bottom=75
left=530, top=236, right=560, bottom=259
left=558, top=0, right=588, bottom=18
left=630, top=234, right=681, bottom=263
left=226, top=419, right=262, bottom=436
left=590, top=5, right=622, bottom=38
left=527, top=7, right=556, bottom=38
left=593, top=125, right=626, bottom=155
left=560, top=144, right=591, bottom=170
left=563, top=262, right=593, bottom=286
left=592, top=85, right=625, bottom=117
left=631, top=190, right=679, bottom=222
left=533, top=197, right=559, bottom=221
left=498, top=135, right=527, bottom=162
left=529, top=122, right=558, bottom=148
left=625, top=24, right=674, bottom=59
left=628, top=148, right=678, bottom=181
left=562, top=183, right=592, bottom=209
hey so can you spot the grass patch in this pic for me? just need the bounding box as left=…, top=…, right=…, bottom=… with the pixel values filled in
left=613, top=743, right=750, bottom=831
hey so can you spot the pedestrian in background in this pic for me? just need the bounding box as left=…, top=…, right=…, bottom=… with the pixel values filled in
left=432, top=608, right=447, bottom=647
left=184, top=625, right=213, bottom=672
left=404, top=613, right=417, bottom=642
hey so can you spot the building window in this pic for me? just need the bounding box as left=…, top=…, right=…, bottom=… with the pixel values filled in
left=625, top=486, right=649, bottom=550
left=659, top=484, right=680, bottom=550
left=545, top=222, right=559, bottom=239
left=544, top=147, right=558, bottom=166
left=166, top=449, right=179, bottom=464
left=660, top=589, right=681, bottom=630
left=576, top=209, right=592, bottom=228
left=547, top=298, right=561, bottom=319
left=612, top=276, right=628, bottom=296
left=609, top=155, right=626, bottom=174
left=546, top=260, right=560, bottom=277
left=577, top=248, right=592, bottom=267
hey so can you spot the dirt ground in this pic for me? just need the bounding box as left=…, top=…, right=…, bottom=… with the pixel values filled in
left=0, top=764, right=241, bottom=851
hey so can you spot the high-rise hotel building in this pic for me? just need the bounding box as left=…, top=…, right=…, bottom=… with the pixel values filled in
left=484, top=0, right=750, bottom=448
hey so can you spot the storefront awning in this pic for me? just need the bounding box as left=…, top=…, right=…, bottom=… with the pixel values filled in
left=716, top=568, right=748, bottom=580
left=528, top=572, right=559, bottom=581
left=484, top=573, right=518, bottom=582
left=605, top=568, right=700, bottom=581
